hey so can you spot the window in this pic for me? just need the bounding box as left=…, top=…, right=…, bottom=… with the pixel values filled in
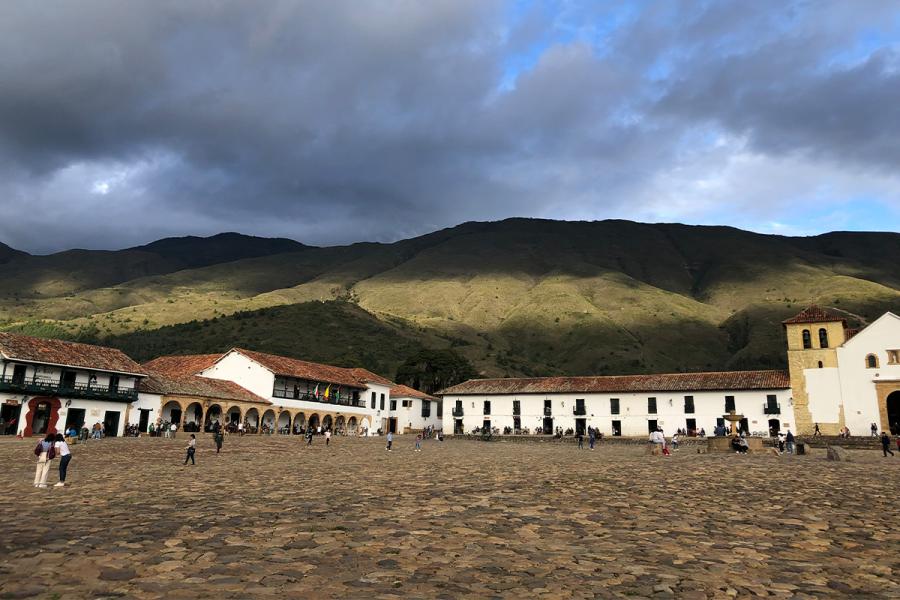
left=371, top=392, right=376, bottom=409
left=887, top=350, right=900, bottom=365
left=380, top=394, right=385, bottom=411
left=437, top=402, right=443, bottom=418
left=544, top=399, right=552, bottom=416
left=422, top=400, right=431, bottom=418
left=866, top=354, right=879, bottom=369
left=818, top=361, right=823, bottom=368
left=512, top=400, right=521, bottom=415
left=647, top=397, right=657, bottom=414
left=574, top=398, right=586, bottom=415
left=819, top=328, right=829, bottom=348
left=390, top=400, right=397, bottom=411
left=802, top=329, right=812, bottom=349
left=108, top=375, right=120, bottom=393
left=724, top=396, right=735, bottom=413
left=483, top=400, right=491, bottom=415
left=684, top=395, right=695, bottom=414
left=60, top=370, right=76, bottom=390
left=610, top=398, right=620, bottom=415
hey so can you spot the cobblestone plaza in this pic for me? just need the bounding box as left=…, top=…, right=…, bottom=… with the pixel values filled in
left=1, top=436, right=898, bottom=598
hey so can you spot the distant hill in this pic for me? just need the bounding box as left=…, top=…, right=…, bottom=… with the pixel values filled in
left=1, top=218, right=898, bottom=379
left=0, top=242, right=27, bottom=265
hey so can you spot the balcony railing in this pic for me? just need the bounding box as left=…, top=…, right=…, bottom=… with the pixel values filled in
left=543, top=407, right=552, bottom=416
left=573, top=406, right=586, bottom=416
left=271, top=389, right=365, bottom=407
left=0, top=375, right=137, bottom=402
left=452, top=407, right=464, bottom=417
left=763, top=403, right=781, bottom=415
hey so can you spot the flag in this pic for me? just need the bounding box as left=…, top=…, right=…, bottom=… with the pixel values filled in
left=324, top=384, right=331, bottom=399
left=313, top=384, right=319, bottom=398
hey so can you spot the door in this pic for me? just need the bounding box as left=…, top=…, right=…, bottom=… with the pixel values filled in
left=170, top=408, right=182, bottom=427
left=482, top=419, right=491, bottom=433
left=768, top=419, right=780, bottom=436
left=454, top=419, right=464, bottom=435
left=388, top=418, right=397, bottom=434
left=888, top=391, right=900, bottom=435
left=542, top=417, right=553, bottom=434
left=60, top=370, right=77, bottom=391
left=32, top=401, right=52, bottom=435
left=103, top=411, right=121, bottom=437
left=611, top=420, right=622, bottom=436
left=686, top=418, right=697, bottom=434
left=739, top=418, right=749, bottom=434
left=138, top=409, right=150, bottom=433
left=11, top=364, right=26, bottom=385
left=575, top=418, right=586, bottom=435
left=64, top=408, right=86, bottom=432
left=1, top=403, right=22, bottom=435
left=648, top=419, right=658, bottom=433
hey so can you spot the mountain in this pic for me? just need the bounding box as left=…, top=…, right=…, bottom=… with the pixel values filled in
left=0, top=242, right=27, bottom=265
left=1, top=218, right=898, bottom=379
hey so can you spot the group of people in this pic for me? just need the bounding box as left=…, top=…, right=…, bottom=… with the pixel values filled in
left=32, top=433, right=72, bottom=488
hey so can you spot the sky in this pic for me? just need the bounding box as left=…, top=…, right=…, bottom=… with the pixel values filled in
left=1, top=0, right=899, bottom=253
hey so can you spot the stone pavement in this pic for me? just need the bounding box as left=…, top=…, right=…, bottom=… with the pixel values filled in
left=0, top=436, right=898, bottom=599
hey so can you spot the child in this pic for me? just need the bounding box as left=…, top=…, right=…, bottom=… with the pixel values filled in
left=184, top=434, right=196, bottom=465
left=415, top=433, right=422, bottom=452
left=386, top=431, right=393, bottom=451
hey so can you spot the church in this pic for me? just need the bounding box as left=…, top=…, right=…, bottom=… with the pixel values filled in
left=439, top=307, right=900, bottom=437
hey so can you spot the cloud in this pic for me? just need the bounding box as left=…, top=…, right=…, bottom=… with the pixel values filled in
left=0, top=0, right=897, bottom=253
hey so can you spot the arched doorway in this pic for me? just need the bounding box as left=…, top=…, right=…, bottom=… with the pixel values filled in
left=307, top=414, right=319, bottom=432
left=24, top=397, right=61, bottom=437
left=888, top=391, right=900, bottom=435
left=261, top=409, right=276, bottom=433
left=204, top=404, right=222, bottom=432
left=245, top=408, right=260, bottom=432
left=277, top=411, right=291, bottom=434
left=226, top=406, right=242, bottom=430
left=359, top=417, right=370, bottom=435
left=161, top=401, right=183, bottom=425
left=335, top=415, right=345, bottom=434
left=294, top=412, right=306, bottom=434
left=321, top=414, right=333, bottom=432
left=347, top=416, right=358, bottom=434
left=184, top=402, right=203, bottom=432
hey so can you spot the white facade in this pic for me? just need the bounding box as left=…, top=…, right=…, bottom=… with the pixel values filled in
left=391, top=394, right=442, bottom=433
left=0, top=358, right=141, bottom=437
left=803, top=312, right=900, bottom=433
left=442, top=388, right=793, bottom=437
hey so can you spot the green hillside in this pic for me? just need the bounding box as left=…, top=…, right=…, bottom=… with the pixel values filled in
left=2, top=219, right=899, bottom=379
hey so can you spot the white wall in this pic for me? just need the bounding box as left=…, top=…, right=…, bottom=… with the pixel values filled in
left=15, top=397, right=131, bottom=436
left=199, top=351, right=275, bottom=400
left=130, top=393, right=162, bottom=427
left=442, top=389, right=794, bottom=437
left=836, top=313, right=900, bottom=433
left=391, top=396, right=442, bottom=432
left=804, top=368, right=842, bottom=424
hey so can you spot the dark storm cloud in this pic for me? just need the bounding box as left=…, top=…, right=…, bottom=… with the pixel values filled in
left=0, top=0, right=898, bottom=253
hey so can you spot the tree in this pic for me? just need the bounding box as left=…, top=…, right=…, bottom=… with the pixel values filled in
left=394, top=349, right=477, bottom=395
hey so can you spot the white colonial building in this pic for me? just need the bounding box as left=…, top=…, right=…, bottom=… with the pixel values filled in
left=0, top=332, right=145, bottom=437
left=784, top=306, right=900, bottom=435
left=439, top=370, right=793, bottom=437
left=389, top=384, right=442, bottom=433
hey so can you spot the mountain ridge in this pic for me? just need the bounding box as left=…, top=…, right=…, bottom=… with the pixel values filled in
left=1, top=218, right=898, bottom=380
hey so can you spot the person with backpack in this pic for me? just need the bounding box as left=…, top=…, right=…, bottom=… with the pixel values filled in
left=54, top=433, right=72, bottom=487
left=33, top=433, right=57, bottom=488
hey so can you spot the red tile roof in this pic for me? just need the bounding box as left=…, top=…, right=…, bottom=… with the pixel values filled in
left=390, top=384, right=438, bottom=401
left=139, top=371, right=271, bottom=405
left=347, top=368, right=395, bottom=387
left=0, top=332, right=145, bottom=376
left=438, top=370, right=791, bottom=396
left=782, top=305, right=846, bottom=325
left=143, top=354, right=223, bottom=377
left=140, top=354, right=270, bottom=404
left=233, top=348, right=368, bottom=389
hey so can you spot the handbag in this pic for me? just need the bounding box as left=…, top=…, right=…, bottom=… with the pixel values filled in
left=34, top=442, right=42, bottom=457
left=47, top=445, right=57, bottom=460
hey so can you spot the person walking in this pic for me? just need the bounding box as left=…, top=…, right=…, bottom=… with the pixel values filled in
left=813, top=423, right=821, bottom=437
left=170, top=422, right=177, bottom=439
left=305, top=428, right=314, bottom=446
left=415, top=433, right=422, bottom=452
left=214, top=428, right=224, bottom=454
left=777, top=432, right=786, bottom=453
left=184, top=434, right=196, bottom=465
left=386, top=431, right=393, bottom=451
left=672, top=432, right=680, bottom=451
left=33, top=433, right=57, bottom=488
left=881, top=431, right=895, bottom=457
left=325, top=429, right=332, bottom=447
left=871, top=423, right=878, bottom=437
left=576, top=430, right=584, bottom=449
left=54, top=433, right=72, bottom=487
left=785, top=429, right=795, bottom=454
left=238, top=421, right=245, bottom=437
left=588, top=428, right=596, bottom=450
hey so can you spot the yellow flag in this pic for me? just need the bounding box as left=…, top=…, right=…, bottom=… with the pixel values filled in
left=324, top=384, right=331, bottom=399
